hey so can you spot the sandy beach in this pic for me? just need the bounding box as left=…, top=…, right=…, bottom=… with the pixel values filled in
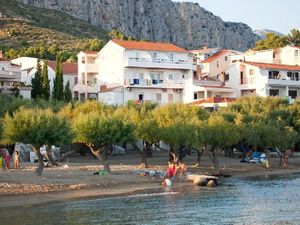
left=1, top=151, right=299, bottom=208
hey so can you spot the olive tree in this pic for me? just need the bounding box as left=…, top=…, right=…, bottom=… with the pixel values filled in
left=73, top=112, right=134, bottom=172
left=3, top=108, right=72, bottom=176
left=152, top=104, right=200, bottom=163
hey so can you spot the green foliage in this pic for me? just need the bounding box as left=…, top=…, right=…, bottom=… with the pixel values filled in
left=254, top=29, right=300, bottom=50
left=73, top=112, right=134, bottom=147
left=286, top=29, right=300, bottom=46
left=31, top=59, right=42, bottom=99
left=41, top=60, right=50, bottom=100
left=2, top=108, right=72, bottom=147
left=64, top=81, right=72, bottom=103
left=0, top=0, right=109, bottom=61
left=52, top=57, right=64, bottom=101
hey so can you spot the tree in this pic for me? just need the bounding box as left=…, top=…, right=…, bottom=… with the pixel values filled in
left=73, top=112, right=134, bottom=172
left=52, top=57, right=64, bottom=101
left=115, top=103, right=159, bottom=168
left=64, top=81, right=72, bottom=102
left=2, top=108, right=72, bottom=176
left=152, top=104, right=200, bottom=162
left=198, top=115, right=240, bottom=172
left=254, top=33, right=287, bottom=50
left=286, top=29, right=300, bottom=46
left=41, top=60, right=50, bottom=100
left=31, top=59, right=42, bottom=99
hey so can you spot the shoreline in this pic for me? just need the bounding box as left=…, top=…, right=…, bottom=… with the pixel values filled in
left=1, top=165, right=299, bottom=208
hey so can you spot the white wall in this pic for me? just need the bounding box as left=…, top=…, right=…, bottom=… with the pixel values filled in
left=279, top=46, right=300, bottom=65
left=98, top=41, right=125, bottom=85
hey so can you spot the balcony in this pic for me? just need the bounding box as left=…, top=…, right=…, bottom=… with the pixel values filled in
left=193, top=79, right=224, bottom=86
left=78, top=63, right=98, bottom=73
left=268, top=77, right=300, bottom=87
left=124, top=79, right=185, bottom=89
left=0, top=71, right=21, bottom=82
left=124, top=57, right=195, bottom=70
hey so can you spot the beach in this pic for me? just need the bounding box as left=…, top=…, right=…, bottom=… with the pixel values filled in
left=1, top=151, right=300, bottom=208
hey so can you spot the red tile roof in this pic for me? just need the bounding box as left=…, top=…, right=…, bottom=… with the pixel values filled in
left=48, top=61, right=78, bottom=75
left=191, top=97, right=236, bottom=106
left=242, top=61, right=300, bottom=71
left=202, top=50, right=230, bottom=63
left=112, top=39, right=187, bottom=53
left=83, top=50, right=98, bottom=55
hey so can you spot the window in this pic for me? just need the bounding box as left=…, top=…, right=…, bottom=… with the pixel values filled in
left=224, top=74, right=229, bottom=81
left=139, top=94, right=144, bottom=102
left=169, top=53, right=174, bottom=60
left=295, top=50, right=299, bottom=57
left=217, top=61, right=219, bottom=68
left=225, top=56, right=228, bottom=61
left=182, top=74, right=185, bottom=79
left=156, top=93, right=162, bottom=103
left=270, top=89, right=279, bottom=96
left=168, top=94, right=174, bottom=103
left=194, top=93, right=198, bottom=100
left=152, top=52, right=157, bottom=58
left=289, top=90, right=297, bottom=99
left=269, top=71, right=279, bottom=79
left=249, top=69, right=254, bottom=75
left=74, top=77, right=78, bottom=85
left=168, top=74, right=173, bottom=80
left=139, top=73, right=144, bottom=80
left=287, top=71, right=299, bottom=81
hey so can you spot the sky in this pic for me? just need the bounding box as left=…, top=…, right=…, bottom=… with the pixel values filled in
left=175, top=0, right=300, bottom=34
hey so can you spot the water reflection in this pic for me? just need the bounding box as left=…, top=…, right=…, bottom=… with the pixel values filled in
left=1, top=174, right=300, bottom=225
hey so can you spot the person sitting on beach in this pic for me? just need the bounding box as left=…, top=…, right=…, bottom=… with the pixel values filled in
left=163, top=161, right=176, bottom=180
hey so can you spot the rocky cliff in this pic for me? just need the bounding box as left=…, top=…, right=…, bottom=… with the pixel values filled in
left=17, top=0, right=259, bottom=51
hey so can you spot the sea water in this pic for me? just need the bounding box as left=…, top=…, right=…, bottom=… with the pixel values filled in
left=1, top=173, right=300, bottom=225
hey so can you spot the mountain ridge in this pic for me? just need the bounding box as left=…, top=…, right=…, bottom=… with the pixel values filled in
left=16, top=0, right=259, bottom=51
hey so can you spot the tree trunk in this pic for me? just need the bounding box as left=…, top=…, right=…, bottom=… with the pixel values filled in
left=212, top=149, right=220, bottom=172
left=140, top=150, right=148, bottom=169
left=34, top=147, right=44, bottom=176
left=45, top=146, right=58, bottom=166
left=101, top=147, right=110, bottom=172
left=89, top=145, right=111, bottom=172
left=196, top=149, right=205, bottom=167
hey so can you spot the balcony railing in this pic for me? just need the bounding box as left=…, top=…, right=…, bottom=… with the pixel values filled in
left=124, top=79, right=185, bottom=87
left=0, top=71, right=21, bottom=79
left=124, top=57, right=195, bottom=70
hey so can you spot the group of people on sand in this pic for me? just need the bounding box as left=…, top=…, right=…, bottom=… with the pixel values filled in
left=0, top=148, right=20, bottom=171
left=162, top=160, right=187, bottom=185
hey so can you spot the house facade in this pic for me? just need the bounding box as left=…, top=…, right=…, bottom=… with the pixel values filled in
left=0, top=57, right=31, bottom=98
left=226, top=61, right=300, bottom=100
left=201, top=50, right=240, bottom=79
left=74, top=51, right=99, bottom=100
left=96, top=39, right=197, bottom=105
left=11, top=57, right=77, bottom=98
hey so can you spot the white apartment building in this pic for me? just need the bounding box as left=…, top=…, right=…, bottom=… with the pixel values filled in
left=94, top=39, right=196, bottom=105
left=0, top=57, right=31, bottom=98
left=231, top=45, right=300, bottom=66
left=226, top=61, right=300, bottom=99
left=76, top=40, right=237, bottom=106
left=12, top=57, right=77, bottom=98
left=201, top=50, right=240, bottom=79
left=74, top=51, right=99, bottom=100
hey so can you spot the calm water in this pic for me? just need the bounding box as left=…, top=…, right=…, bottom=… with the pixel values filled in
left=1, top=174, right=300, bottom=225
